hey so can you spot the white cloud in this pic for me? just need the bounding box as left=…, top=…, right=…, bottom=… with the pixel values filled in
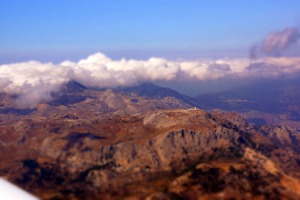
left=1, top=52, right=300, bottom=106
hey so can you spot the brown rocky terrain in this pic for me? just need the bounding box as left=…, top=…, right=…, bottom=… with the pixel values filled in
left=1, top=83, right=300, bottom=199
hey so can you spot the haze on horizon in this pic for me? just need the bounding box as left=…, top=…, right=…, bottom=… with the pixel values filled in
left=1, top=0, right=300, bottom=101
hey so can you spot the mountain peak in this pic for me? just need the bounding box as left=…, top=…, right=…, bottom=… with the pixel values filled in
left=61, top=81, right=87, bottom=93
left=116, top=82, right=185, bottom=99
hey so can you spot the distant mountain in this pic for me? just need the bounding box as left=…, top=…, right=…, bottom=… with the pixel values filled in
left=116, top=82, right=184, bottom=99
left=194, top=78, right=300, bottom=128
left=2, top=79, right=300, bottom=128
left=60, top=80, right=88, bottom=93
left=49, top=81, right=89, bottom=106
left=0, top=81, right=194, bottom=117
left=116, top=82, right=198, bottom=106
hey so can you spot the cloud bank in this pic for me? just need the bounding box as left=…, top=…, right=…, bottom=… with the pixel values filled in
left=1, top=52, right=300, bottom=106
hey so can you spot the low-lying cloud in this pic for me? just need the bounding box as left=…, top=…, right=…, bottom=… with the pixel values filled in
left=1, top=52, right=300, bottom=106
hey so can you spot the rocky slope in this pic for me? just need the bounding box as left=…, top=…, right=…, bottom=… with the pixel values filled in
left=1, top=82, right=300, bottom=199
left=1, top=106, right=300, bottom=199
left=0, top=82, right=192, bottom=120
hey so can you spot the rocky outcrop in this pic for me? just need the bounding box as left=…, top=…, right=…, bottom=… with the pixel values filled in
left=38, top=110, right=249, bottom=173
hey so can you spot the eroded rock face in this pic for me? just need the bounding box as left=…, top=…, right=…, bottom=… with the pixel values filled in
left=38, top=110, right=247, bottom=173
left=1, top=107, right=300, bottom=199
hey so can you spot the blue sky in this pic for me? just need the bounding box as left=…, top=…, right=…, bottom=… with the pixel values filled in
left=1, top=0, right=300, bottom=63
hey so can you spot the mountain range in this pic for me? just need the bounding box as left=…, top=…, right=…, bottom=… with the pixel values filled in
left=0, top=80, right=300, bottom=199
